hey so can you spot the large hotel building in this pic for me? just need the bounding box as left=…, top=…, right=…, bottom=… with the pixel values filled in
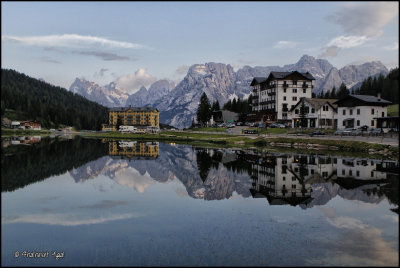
left=250, top=71, right=315, bottom=124
left=102, top=106, right=159, bottom=131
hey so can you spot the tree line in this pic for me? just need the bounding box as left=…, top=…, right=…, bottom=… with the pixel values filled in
left=1, top=69, right=109, bottom=130
left=315, top=68, right=399, bottom=104
left=196, top=92, right=250, bottom=126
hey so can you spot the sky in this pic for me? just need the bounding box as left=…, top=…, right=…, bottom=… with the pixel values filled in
left=1, top=1, right=398, bottom=94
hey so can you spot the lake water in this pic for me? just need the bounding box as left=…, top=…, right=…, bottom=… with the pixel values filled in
left=1, top=136, right=398, bottom=266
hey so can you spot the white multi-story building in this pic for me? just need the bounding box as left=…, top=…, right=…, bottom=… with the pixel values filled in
left=250, top=71, right=315, bottom=124
left=288, top=98, right=338, bottom=128
left=334, top=94, right=391, bottom=129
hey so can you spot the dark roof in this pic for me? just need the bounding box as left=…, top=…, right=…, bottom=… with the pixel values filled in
left=333, top=95, right=392, bottom=106
left=250, top=77, right=267, bottom=86
left=109, top=106, right=159, bottom=112
left=269, top=71, right=315, bottom=80
left=289, top=98, right=338, bottom=112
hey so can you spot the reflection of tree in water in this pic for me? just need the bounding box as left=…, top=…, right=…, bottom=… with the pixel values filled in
left=1, top=136, right=108, bottom=192
left=363, top=174, right=398, bottom=208
left=196, top=149, right=213, bottom=182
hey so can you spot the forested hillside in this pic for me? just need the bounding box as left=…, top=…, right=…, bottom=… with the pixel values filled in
left=316, top=68, right=399, bottom=104
left=1, top=69, right=108, bottom=130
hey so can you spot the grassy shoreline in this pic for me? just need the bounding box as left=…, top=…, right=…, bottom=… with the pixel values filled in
left=83, top=130, right=398, bottom=159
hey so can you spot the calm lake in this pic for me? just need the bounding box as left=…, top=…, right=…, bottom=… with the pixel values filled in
left=1, top=136, right=398, bottom=266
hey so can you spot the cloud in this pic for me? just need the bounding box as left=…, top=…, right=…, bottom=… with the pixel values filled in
left=73, top=200, right=130, bottom=210
left=326, top=2, right=398, bottom=37
left=94, top=68, right=109, bottom=77
left=318, top=45, right=339, bottom=58
left=384, top=42, right=399, bottom=50
left=39, top=56, right=61, bottom=64
left=2, top=213, right=136, bottom=226
left=327, top=35, right=369, bottom=49
left=319, top=35, right=369, bottom=58
left=115, top=68, right=157, bottom=94
left=2, top=34, right=147, bottom=49
left=72, top=50, right=133, bottom=61
left=273, top=41, right=298, bottom=49
left=175, top=65, right=190, bottom=76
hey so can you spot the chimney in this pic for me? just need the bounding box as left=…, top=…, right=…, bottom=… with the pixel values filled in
left=377, top=92, right=381, bottom=101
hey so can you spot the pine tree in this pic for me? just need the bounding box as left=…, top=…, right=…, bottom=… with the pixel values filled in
left=197, top=92, right=212, bottom=126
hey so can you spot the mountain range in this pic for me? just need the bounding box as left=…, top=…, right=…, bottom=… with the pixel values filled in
left=69, top=55, right=389, bottom=128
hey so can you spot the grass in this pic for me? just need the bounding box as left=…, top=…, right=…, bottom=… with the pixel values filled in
left=83, top=130, right=398, bottom=158
left=387, top=104, right=399, bottom=116
left=188, top=127, right=227, bottom=132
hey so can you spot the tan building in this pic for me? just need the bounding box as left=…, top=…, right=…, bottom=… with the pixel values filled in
left=102, top=106, right=159, bottom=131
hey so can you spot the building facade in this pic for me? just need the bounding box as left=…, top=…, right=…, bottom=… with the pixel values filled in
left=289, top=98, right=338, bottom=128
left=333, top=95, right=391, bottom=129
left=102, top=106, right=159, bottom=131
left=250, top=71, right=315, bottom=124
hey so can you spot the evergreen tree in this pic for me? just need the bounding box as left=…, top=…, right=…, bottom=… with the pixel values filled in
left=196, top=92, right=212, bottom=126
left=299, top=98, right=307, bottom=128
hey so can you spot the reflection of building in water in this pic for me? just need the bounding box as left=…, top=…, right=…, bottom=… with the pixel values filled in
left=249, top=153, right=340, bottom=206
left=2, top=136, right=42, bottom=147
left=249, top=154, right=323, bottom=206
left=335, top=158, right=388, bottom=189
left=108, top=141, right=159, bottom=159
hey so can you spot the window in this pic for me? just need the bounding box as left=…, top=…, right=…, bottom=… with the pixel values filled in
left=323, top=105, right=329, bottom=111
left=382, top=112, right=385, bottom=117
left=293, top=88, right=297, bottom=93
left=293, top=80, right=297, bottom=85
left=283, top=176, right=286, bottom=181
left=350, top=109, right=353, bottom=115
left=311, top=108, right=315, bottom=113
left=357, top=109, right=360, bottom=115
left=371, top=120, right=374, bottom=126
left=343, top=110, right=346, bottom=115
left=303, top=88, right=306, bottom=93
left=292, top=96, right=297, bottom=101
left=342, top=170, right=345, bottom=175
left=356, top=170, right=360, bottom=177
left=283, top=96, right=286, bottom=101
left=371, top=108, right=374, bottom=115
left=295, top=109, right=299, bottom=114
left=292, top=184, right=296, bottom=189
left=349, top=170, right=352, bottom=176
left=283, top=88, right=286, bottom=93
left=357, top=120, right=360, bottom=126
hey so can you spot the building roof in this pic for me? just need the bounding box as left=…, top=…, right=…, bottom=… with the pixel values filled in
left=250, top=77, right=267, bottom=86
left=290, top=98, right=338, bottom=112
left=333, top=94, right=392, bottom=106
left=109, top=106, right=159, bottom=112
left=269, top=71, right=315, bottom=80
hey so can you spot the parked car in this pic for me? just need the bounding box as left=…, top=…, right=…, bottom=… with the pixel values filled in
left=269, top=123, right=285, bottom=128
left=342, top=128, right=354, bottom=135
left=358, top=125, right=369, bottom=131
left=226, top=123, right=235, bottom=128
left=236, top=122, right=243, bottom=126
left=334, top=129, right=344, bottom=135
left=309, top=130, right=325, bottom=137
left=370, top=128, right=384, bottom=136
left=351, top=128, right=363, bottom=136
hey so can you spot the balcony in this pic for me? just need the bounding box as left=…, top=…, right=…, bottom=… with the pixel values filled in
left=268, top=91, right=276, bottom=96
left=302, top=84, right=308, bottom=89
left=282, top=107, right=288, bottom=112
left=283, top=83, right=289, bottom=88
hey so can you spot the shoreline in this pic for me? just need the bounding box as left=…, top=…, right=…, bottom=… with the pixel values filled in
left=2, top=129, right=398, bottom=159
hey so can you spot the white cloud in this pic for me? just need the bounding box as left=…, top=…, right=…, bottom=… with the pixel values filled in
left=273, top=41, right=298, bottom=49
left=2, top=213, right=135, bottom=226
left=327, top=2, right=399, bottom=37
left=327, top=35, right=369, bottom=49
left=384, top=42, right=399, bottom=50
left=2, top=34, right=147, bottom=49
left=115, top=68, right=157, bottom=94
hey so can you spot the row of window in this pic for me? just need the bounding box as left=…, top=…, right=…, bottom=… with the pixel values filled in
left=342, top=108, right=385, bottom=117
left=341, top=169, right=375, bottom=177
